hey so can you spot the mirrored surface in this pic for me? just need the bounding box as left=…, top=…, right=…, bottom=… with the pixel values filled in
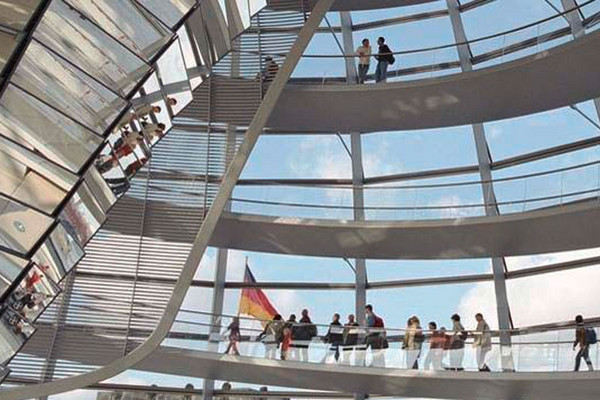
left=0, top=192, right=53, bottom=256
left=137, top=0, right=196, bottom=28
left=0, top=252, right=27, bottom=297
left=0, top=84, right=103, bottom=173
left=66, top=0, right=173, bottom=61
left=0, top=135, right=78, bottom=214
left=156, top=39, right=193, bottom=114
left=83, top=167, right=118, bottom=213
left=13, top=40, right=129, bottom=135
left=35, top=0, right=151, bottom=97
left=0, top=0, right=40, bottom=30
left=7, top=264, right=61, bottom=322
left=0, top=306, right=35, bottom=365
left=60, top=187, right=106, bottom=245
left=32, top=223, right=85, bottom=283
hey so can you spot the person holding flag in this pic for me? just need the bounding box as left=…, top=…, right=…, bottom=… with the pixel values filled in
left=238, top=260, right=281, bottom=358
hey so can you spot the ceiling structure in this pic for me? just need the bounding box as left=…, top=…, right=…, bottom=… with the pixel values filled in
left=0, top=0, right=599, bottom=399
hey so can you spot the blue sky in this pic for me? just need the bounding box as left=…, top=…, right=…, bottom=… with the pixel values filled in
left=53, top=1, right=600, bottom=398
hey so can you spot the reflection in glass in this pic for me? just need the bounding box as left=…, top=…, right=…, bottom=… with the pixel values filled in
left=0, top=84, right=103, bottom=173
left=84, top=167, right=117, bottom=213
left=60, top=187, right=106, bottom=245
left=66, top=0, right=172, bottom=61
left=0, top=193, right=53, bottom=256
left=0, top=252, right=27, bottom=297
left=0, top=135, right=78, bottom=214
left=137, top=0, right=196, bottom=28
left=13, top=40, right=128, bottom=134
left=0, top=0, right=40, bottom=30
left=35, top=0, right=151, bottom=96
left=156, top=39, right=193, bottom=114
left=0, top=306, right=35, bottom=364
left=7, top=264, right=61, bottom=323
left=32, top=223, right=84, bottom=283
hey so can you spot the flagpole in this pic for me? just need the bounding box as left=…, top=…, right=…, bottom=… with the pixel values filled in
left=239, top=256, right=249, bottom=317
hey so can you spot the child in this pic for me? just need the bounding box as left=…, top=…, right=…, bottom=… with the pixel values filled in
left=281, top=327, right=292, bottom=360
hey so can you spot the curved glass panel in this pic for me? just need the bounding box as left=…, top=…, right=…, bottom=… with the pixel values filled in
left=65, top=0, right=172, bottom=61
left=12, top=40, right=128, bottom=134
left=34, top=0, right=150, bottom=97
left=0, top=84, right=103, bottom=173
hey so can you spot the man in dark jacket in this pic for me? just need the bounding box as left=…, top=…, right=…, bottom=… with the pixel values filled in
left=323, top=313, right=343, bottom=362
left=375, top=37, right=394, bottom=83
left=342, top=314, right=360, bottom=365
left=574, top=315, right=594, bottom=371
left=291, top=309, right=317, bottom=362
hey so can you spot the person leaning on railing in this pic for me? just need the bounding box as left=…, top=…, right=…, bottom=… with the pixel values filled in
left=323, top=313, right=344, bottom=362
left=473, top=313, right=492, bottom=372
left=355, top=38, right=371, bottom=84
left=258, top=314, right=284, bottom=359
left=365, top=304, right=387, bottom=367
left=403, top=316, right=424, bottom=370
left=375, top=37, right=395, bottom=83
left=341, top=314, right=360, bottom=365
left=449, top=313, right=467, bottom=371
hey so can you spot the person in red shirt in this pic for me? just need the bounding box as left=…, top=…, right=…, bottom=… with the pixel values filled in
left=25, top=265, right=48, bottom=290
left=423, top=322, right=448, bottom=370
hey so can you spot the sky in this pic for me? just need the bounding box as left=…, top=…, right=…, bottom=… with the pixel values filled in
left=46, top=0, right=600, bottom=398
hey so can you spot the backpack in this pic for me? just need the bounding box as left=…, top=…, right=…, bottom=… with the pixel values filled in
left=586, top=328, right=597, bottom=345
left=389, top=54, right=395, bottom=66
left=373, top=316, right=384, bottom=328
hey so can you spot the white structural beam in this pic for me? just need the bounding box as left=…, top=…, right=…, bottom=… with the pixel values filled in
left=3, top=1, right=336, bottom=398
left=446, top=0, right=514, bottom=371
left=203, top=124, right=237, bottom=400
left=340, top=11, right=368, bottom=331
left=560, top=0, right=600, bottom=119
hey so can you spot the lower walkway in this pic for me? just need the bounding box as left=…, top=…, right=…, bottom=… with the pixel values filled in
left=16, top=324, right=600, bottom=400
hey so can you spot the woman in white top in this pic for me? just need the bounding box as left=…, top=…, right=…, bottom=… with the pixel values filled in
left=355, top=38, right=371, bottom=84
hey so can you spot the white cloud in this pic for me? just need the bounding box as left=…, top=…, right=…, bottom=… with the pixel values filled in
left=457, top=248, right=600, bottom=329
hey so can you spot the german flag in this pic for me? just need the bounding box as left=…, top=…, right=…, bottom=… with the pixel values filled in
left=238, top=263, right=278, bottom=327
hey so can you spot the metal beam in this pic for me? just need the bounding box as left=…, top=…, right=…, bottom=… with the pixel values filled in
left=446, top=0, right=514, bottom=371
left=560, top=0, right=600, bottom=121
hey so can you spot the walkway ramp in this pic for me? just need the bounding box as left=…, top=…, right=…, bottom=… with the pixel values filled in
left=266, top=30, right=600, bottom=132
left=209, top=200, right=600, bottom=259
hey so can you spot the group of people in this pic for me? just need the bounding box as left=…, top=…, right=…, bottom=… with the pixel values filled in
left=223, top=307, right=598, bottom=373
left=96, top=98, right=176, bottom=194
left=223, top=306, right=495, bottom=371
left=355, top=36, right=396, bottom=83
